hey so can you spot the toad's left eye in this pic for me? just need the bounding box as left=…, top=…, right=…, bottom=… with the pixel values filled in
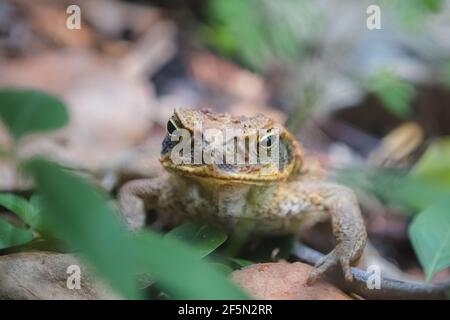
left=167, top=118, right=178, bottom=135
left=259, top=129, right=274, bottom=149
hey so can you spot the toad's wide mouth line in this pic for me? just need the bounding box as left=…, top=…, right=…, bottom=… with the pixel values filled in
left=161, top=163, right=289, bottom=184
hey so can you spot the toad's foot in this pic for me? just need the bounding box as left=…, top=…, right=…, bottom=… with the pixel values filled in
left=306, top=239, right=365, bottom=285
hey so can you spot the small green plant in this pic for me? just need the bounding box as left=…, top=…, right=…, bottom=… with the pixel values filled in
left=0, top=88, right=248, bottom=299
left=409, top=138, right=450, bottom=281
left=364, top=69, right=415, bottom=119
left=204, top=0, right=309, bottom=71
left=381, top=0, right=444, bottom=29
left=409, top=198, right=450, bottom=282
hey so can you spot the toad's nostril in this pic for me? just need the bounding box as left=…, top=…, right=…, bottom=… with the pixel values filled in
left=161, top=135, right=174, bottom=154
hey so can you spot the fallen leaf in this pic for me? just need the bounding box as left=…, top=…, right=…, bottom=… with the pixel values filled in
left=0, top=50, right=157, bottom=171
left=0, top=252, right=120, bottom=300
left=231, top=262, right=351, bottom=300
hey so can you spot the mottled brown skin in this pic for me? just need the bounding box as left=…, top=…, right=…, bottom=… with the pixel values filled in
left=118, top=108, right=367, bottom=284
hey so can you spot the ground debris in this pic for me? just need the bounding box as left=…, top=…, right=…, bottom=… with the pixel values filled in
left=0, top=252, right=120, bottom=300
left=231, top=262, right=352, bottom=300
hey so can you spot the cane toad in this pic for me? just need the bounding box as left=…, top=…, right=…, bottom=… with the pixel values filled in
left=118, top=108, right=367, bottom=284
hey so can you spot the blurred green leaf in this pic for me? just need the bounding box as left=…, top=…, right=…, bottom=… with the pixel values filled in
left=133, top=232, right=247, bottom=299
left=387, top=0, right=443, bottom=29
left=25, top=158, right=246, bottom=300
left=25, top=158, right=141, bottom=299
left=422, top=0, right=444, bottom=12
left=166, top=222, right=227, bottom=258
left=412, top=138, right=450, bottom=189
left=365, top=70, right=415, bottom=118
left=209, top=263, right=234, bottom=275
left=29, top=194, right=45, bottom=226
left=0, top=193, right=40, bottom=228
left=206, top=0, right=304, bottom=70
left=0, top=89, right=68, bottom=140
left=336, top=167, right=450, bottom=212
left=409, top=197, right=450, bottom=281
left=389, top=176, right=450, bottom=211
left=201, top=25, right=238, bottom=55
left=208, top=0, right=267, bottom=69
left=0, top=216, right=34, bottom=250
left=229, top=257, right=253, bottom=268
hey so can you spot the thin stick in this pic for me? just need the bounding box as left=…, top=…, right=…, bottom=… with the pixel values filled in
left=293, top=242, right=450, bottom=300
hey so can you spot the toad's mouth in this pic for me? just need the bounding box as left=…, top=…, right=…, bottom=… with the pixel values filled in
left=160, top=157, right=291, bottom=185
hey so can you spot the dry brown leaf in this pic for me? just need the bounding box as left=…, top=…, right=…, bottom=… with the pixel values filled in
left=0, top=252, right=120, bottom=300
left=26, top=2, right=95, bottom=49
left=188, top=51, right=268, bottom=103
left=231, top=262, right=352, bottom=300
left=0, top=50, right=158, bottom=173
left=78, top=0, right=162, bottom=39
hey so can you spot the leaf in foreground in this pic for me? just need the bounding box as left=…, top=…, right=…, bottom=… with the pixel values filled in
left=409, top=197, right=450, bottom=281
left=165, top=222, right=227, bottom=258
left=412, top=137, right=450, bottom=189
left=0, top=89, right=69, bottom=140
left=0, top=193, right=40, bottom=228
left=133, top=232, right=248, bottom=299
left=229, top=257, right=253, bottom=268
left=0, top=216, right=34, bottom=250
left=25, top=158, right=141, bottom=299
left=25, top=158, right=247, bottom=299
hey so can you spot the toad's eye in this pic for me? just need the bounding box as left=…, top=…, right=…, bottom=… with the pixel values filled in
left=259, top=129, right=274, bottom=149
left=167, top=118, right=178, bottom=135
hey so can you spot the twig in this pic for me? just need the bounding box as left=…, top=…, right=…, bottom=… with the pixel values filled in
left=292, top=242, right=450, bottom=300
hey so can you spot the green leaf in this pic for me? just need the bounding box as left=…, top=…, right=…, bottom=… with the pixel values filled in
left=390, top=176, right=450, bottom=211
left=0, top=89, right=69, bottom=140
left=421, top=0, right=443, bottom=12
left=25, top=158, right=141, bottom=299
left=365, top=70, right=415, bottom=118
left=25, top=158, right=246, bottom=300
left=0, top=193, right=40, bottom=228
left=413, top=137, right=450, bottom=189
left=409, top=197, right=450, bottom=281
left=388, top=0, right=443, bottom=29
left=229, top=257, right=253, bottom=268
left=133, top=232, right=248, bottom=299
left=206, top=0, right=304, bottom=70
left=209, top=263, right=233, bottom=275
left=0, top=216, right=34, bottom=249
left=166, top=222, right=227, bottom=258
left=336, top=166, right=450, bottom=211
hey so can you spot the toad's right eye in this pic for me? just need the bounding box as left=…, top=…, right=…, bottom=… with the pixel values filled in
left=167, top=118, right=178, bottom=135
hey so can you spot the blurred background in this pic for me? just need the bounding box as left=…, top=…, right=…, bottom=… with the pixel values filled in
left=1, top=0, right=450, bottom=290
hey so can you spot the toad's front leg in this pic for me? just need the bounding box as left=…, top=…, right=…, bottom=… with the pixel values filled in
left=118, top=177, right=168, bottom=230
left=288, top=181, right=367, bottom=285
